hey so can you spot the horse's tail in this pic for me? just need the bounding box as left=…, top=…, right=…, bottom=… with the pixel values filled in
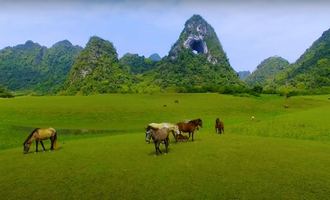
left=53, top=131, right=58, bottom=149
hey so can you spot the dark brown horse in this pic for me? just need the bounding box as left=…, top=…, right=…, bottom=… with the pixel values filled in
left=177, top=118, right=202, bottom=141
left=23, top=128, right=57, bottom=154
left=215, top=118, right=224, bottom=134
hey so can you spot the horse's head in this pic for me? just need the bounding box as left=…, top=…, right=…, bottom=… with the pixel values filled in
left=145, top=126, right=153, bottom=143
left=23, top=142, right=31, bottom=154
left=197, top=119, right=203, bottom=128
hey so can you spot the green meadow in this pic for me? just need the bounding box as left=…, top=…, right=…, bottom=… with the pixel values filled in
left=0, top=93, right=330, bottom=199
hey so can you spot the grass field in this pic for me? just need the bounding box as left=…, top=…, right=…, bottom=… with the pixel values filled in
left=0, top=93, right=330, bottom=199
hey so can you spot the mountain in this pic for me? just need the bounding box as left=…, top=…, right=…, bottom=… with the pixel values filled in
left=237, top=71, right=251, bottom=80
left=63, top=36, right=132, bottom=95
left=148, top=53, right=161, bottom=62
left=0, top=40, right=82, bottom=93
left=169, top=14, right=231, bottom=66
left=119, top=53, right=156, bottom=74
left=245, top=56, right=289, bottom=86
left=150, top=14, right=242, bottom=92
left=274, top=28, right=330, bottom=92
left=0, top=41, right=46, bottom=90
left=36, top=40, right=82, bottom=93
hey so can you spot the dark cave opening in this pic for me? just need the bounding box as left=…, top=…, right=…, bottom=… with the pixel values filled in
left=190, top=40, right=204, bottom=54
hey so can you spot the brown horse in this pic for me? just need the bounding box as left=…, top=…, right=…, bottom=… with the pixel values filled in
left=23, top=128, right=57, bottom=154
left=146, top=127, right=170, bottom=155
left=177, top=118, right=202, bottom=141
left=176, top=133, right=189, bottom=142
left=215, top=118, right=224, bottom=134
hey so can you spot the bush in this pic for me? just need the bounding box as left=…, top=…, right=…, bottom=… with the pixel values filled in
left=0, top=86, right=14, bottom=98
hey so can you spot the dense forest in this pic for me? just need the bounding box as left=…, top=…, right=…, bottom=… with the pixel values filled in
left=0, top=40, right=82, bottom=94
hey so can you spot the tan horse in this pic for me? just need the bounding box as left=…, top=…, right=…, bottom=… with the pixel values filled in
left=23, top=128, right=57, bottom=154
left=146, top=128, right=170, bottom=155
left=145, top=123, right=180, bottom=143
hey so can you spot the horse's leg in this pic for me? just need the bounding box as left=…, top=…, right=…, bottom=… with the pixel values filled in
left=165, top=138, right=169, bottom=153
left=157, top=142, right=162, bottom=154
left=40, top=141, right=46, bottom=151
left=50, top=136, right=55, bottom=150
left=35, top=141, right=39, bottom=152
left=154, top=142, right=158, bottom=155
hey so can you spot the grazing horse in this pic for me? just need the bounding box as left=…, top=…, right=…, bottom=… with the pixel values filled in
left=176, top=118, right=202, bottom=141
left=146, top=128, right=170, bottom=155
left=23, top=128, right=57, bottom=154
left=215, top=118, right=224, bottom=134
left=145, top=123, right=180, bottom=143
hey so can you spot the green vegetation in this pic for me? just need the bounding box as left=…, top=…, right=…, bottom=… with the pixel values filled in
left=1, top=14, right=328, bottom=96
left=119, top=53, right=156, bottom=74
left=63, top=36, right=132, bottom=95
left=159, top=14, right=242, bottom=92
left=269, top=28, right=330, bottom=94
left=0, top=40, right=81, bottom=93
left=245, top=56, right=289, bottom=89
left=0, top=94, right=330, bottom=199
left=0, top=85, right=14, bottom=98
left=151, top=49, right=244, bottom=92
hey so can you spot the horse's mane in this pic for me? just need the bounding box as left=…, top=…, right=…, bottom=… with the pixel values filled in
left=23, top=128, right=39, bottom=145
left=189, top=119, right=201, bottom=124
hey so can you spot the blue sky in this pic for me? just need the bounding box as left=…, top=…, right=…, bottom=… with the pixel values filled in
left=0, top=0, right=329, bottom=72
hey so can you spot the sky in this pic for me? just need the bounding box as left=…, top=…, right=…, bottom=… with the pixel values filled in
left=0, top=0, right=330, bottom=72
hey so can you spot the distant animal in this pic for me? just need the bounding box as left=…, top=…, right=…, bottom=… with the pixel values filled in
left=215, top=118, right=224, bottom=134
left=23, top=128, right=57, bottom=154
left=145, top=123, right=180, bottom=143
left=283, top=104, right=289, bottom=109
left=176, top=118, right=202, bottom=141
left=174, top=100, right=179, bottom=103
left=145, top=127, right=170, bottom=155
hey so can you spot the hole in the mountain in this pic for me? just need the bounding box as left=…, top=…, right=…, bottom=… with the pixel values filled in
left=190, top=40, right=204, bottom=54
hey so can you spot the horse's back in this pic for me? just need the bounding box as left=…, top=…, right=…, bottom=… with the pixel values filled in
left=37, top=128, right=56, bottom=139
left=149, top=123, right=166, bottom=129
left=153, top=128, right=170, bottom=141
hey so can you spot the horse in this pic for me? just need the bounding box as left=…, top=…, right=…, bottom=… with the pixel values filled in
left=176, top=118, right=202, bottom=141
left=176, top=133, right=189, bottom=142
left=145, top=128, right=171, bottom=155
left=215, top=118, right=224, bottom=134
left=145, top=123, right=180, bottom=143
left=23, top=128, right=57, bottom=154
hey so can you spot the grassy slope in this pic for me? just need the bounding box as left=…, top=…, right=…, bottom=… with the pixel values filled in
left=0, top=94, right=329, bottom=199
